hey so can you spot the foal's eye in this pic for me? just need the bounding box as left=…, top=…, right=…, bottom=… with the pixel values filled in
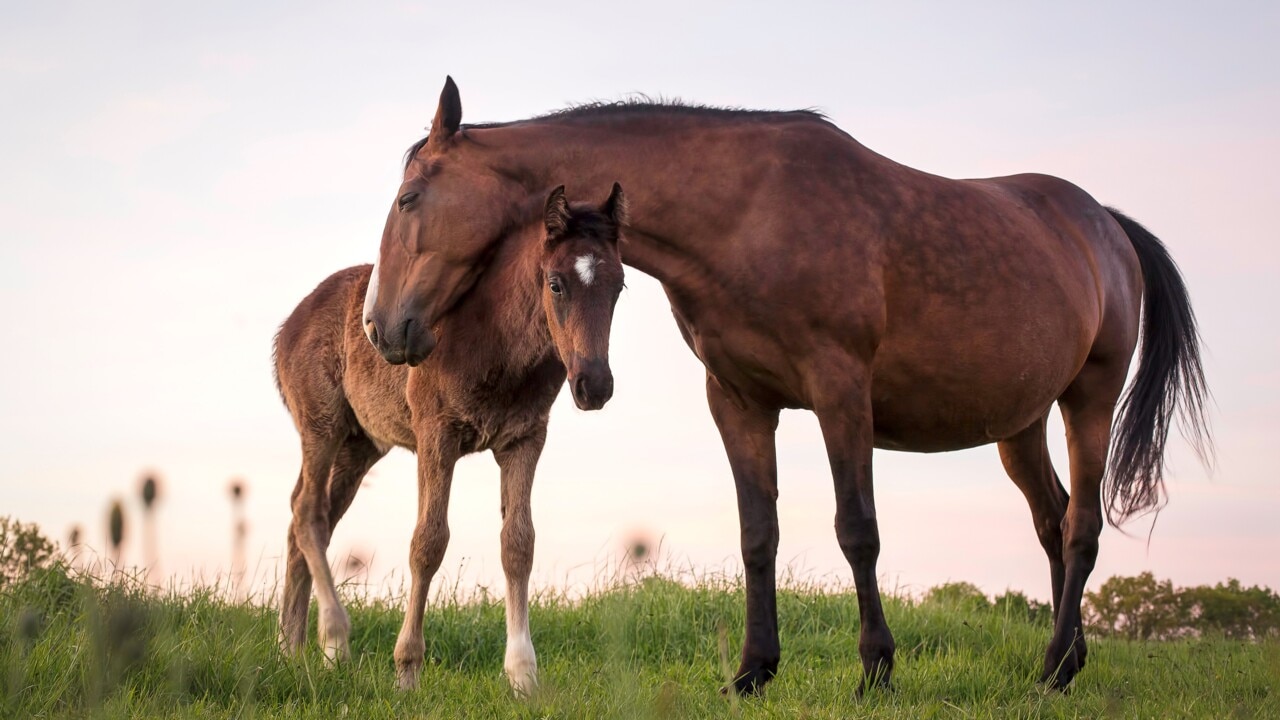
left=548, top=278, right=563, bottom=296
left=397, top=191, right=419, bottom=210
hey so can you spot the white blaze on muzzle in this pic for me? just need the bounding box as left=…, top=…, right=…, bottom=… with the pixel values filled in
left=362, top=258, right=380, bottom=344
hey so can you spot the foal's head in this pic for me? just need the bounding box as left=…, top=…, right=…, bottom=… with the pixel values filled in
left=539, top=183, right=626, bottom=411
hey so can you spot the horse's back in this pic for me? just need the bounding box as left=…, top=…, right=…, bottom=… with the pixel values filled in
left=274, top=266, right=369, bottom=430
left=274, top=265, right=414, bottom=448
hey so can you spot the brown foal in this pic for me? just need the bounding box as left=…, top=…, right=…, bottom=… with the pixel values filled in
left=274, top=185, right=626, bottom=692
left=364, top=79, right=1211, bottom=696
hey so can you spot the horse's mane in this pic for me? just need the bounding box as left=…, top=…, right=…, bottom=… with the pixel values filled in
left=404, top=98, right=827, bottom=169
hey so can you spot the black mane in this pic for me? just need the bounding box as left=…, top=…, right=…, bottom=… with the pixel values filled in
left=404, top=98, right=826, bottom=168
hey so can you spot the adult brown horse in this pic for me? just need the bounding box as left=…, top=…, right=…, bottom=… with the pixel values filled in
left=364, top=78, right=1210, bottom=694
left=276, top=184, right=627, bottom=693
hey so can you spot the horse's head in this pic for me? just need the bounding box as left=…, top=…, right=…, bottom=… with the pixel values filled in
left=363, top=76, right=521, bottom=366
left=539, top=183, right=626, bottom=411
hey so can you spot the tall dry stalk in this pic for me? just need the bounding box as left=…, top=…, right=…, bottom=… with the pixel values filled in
left=228, top=479, right=247, bottom=600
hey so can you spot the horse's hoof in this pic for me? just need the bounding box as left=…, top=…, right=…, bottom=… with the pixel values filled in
left=855, top=676, right=894, bottom=699
left=1038, top=657, right=1079, bottom=692
left=721, top=665, right=775, bottom=697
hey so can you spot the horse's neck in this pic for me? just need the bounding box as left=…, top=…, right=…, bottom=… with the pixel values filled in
left=476, top=121, right=727, bottom=267
left=471, top=119, right=757, bottom=283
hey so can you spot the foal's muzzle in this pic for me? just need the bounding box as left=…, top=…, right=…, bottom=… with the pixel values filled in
left=570, top=359, right=614, bottom=411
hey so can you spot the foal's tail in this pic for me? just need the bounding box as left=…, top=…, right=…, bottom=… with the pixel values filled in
left=1103, top=208, right=1213, bottom=526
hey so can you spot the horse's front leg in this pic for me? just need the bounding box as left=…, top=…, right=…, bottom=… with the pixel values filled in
left=494, top=431, right=547, bottom=696
left=814, top=372, right=895, bottom=694
left=706, top=373, right=782, bottom=695
left=395, top=427, right=459, bottom=691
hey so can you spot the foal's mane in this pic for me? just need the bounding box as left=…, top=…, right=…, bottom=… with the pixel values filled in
left=404, top=98, right=827, bottom=169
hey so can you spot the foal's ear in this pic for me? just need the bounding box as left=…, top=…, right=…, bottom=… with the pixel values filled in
left=428, top=76, right=462, bottom=145
left=602, top=182, right=628, bottom=233
left=544, top=185, right=571, bottom=242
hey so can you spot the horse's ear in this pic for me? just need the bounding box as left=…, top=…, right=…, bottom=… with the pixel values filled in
left=602, top=182, right=628, bottom=234
left=544, top=185, right=570, bottom=243
left=429, top=76, right=462, bottom=144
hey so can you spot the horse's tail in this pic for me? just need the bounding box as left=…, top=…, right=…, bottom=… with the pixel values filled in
left=1103, top=207, right=1213, bottom=526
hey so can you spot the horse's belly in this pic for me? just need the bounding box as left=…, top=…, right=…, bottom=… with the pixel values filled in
left=868, top=338, right=1084, bottom=452
left=870, top=391, right=1050, bottom=452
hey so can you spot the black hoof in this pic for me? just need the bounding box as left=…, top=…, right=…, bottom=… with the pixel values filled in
left=856, top=672, right=894, bottom=698
left=1039, top=656, right=1080, bottom=692
left=721, top=664, right=776, bottom=696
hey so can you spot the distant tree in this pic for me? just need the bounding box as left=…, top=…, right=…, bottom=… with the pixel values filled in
left=1084, top=572, right=1183, bottom=640
left=924, top=582, right=991, bottom=611
left=0, top=516, right=58, bottom=586
left=1180, top=579, right=1280, bottom=640
left=993, top=590, right=1053, bottom=626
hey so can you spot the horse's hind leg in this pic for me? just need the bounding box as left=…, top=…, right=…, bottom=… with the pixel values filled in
left=288, top=430, right=352, bottom=663
left=326, top=432, right=386, bottom=533
left=281, top=427, right=381, bottom=656
left=1041, top=357, right=1127, bottom=689
left=281, top=472, right=315, bottom=653
left=998, top=416, right=1069, bottom=619
left=494, top=433, right=546, bottom=696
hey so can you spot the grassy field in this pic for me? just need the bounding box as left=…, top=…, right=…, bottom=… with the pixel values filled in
left=2, top=566, right=1276, bottom=719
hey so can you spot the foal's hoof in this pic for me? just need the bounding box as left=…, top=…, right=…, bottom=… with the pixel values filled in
left=277, top=630, right=304, bottom=657
left=505, top=638, right=539, bottom=697
left=321, top=637, right=351, bottom=665
left=720, top=665, right=776, bottom=697
left=396, top=663, right=422, bottom=691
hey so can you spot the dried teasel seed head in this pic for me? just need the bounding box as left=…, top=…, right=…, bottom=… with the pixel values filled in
left=141, top=475, right=158, bottom=509
left=108, top=500, right=125, bottom=550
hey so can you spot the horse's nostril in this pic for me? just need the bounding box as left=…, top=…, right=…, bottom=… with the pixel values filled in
left=365, top=320, right=379, bottom=346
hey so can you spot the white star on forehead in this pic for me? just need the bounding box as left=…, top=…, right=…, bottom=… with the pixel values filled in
left=574, top=254, right=597, bottom=285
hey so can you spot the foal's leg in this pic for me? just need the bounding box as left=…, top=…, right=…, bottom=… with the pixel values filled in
left=493, top=433, right=547, bottom=696
left=706, top=374, right=782, bottom=695
left=326, top=432, right=386, bottom=532
left=814, top=374, right=894, bottom=694
left=998, top=416, right=1069, bottom=619
left=281, top=474, right=315, bottom=653
left=394, top=429, right=459, bottom=691
left=1041, top=360, right=1125, bottom=689
left=287, top=435, right=352, bottom=662
left=280, top=433, right=385, bottom=653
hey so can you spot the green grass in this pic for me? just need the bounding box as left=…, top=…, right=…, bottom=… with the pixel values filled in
left=2, top=566, right=1275, bottom=719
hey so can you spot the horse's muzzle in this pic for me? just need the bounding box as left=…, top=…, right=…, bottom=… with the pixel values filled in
left=366, top=316, right=437, bottom=366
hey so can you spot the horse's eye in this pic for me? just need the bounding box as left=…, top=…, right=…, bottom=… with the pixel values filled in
left=548, top=278, right=563, bottom=296
left=398, top=191, right=419, bottom=210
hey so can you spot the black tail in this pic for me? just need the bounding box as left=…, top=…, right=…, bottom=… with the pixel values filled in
left=1103, top=208, right=1213, bottom=526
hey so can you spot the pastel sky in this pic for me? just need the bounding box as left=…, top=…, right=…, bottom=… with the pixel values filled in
left=2, top=1, right=1276, bottom=603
